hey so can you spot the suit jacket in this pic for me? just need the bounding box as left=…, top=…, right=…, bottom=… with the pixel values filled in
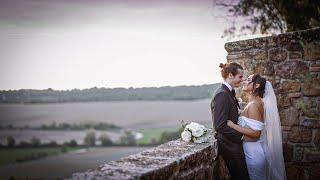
left=210, top=84, right=242, bottom=144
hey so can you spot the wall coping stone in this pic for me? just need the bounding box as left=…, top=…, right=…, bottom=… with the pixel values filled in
left=225, top=27, right=320, bottom=52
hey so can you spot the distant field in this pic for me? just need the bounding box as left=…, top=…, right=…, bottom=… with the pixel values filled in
left=0, top=147, right=81, bottom=166
left=0, top=100, right=212, bottom=130
left=0, top=146, right=153, bottom=179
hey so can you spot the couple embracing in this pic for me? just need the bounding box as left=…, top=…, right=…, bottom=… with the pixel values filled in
left=211, top=62, right=286, bottom=180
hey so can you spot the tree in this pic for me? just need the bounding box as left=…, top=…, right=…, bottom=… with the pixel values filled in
left=6, top=136, right=15, bottom=147
left=215, top=0, right=320, bottom=37
left=84, top=129, right=96, bottom=146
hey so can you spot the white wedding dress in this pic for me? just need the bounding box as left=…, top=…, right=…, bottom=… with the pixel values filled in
left=238, top=115, right=267, bottom=180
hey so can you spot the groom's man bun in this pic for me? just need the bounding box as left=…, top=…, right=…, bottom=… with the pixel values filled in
left=219, top=62, right=243, bottom=79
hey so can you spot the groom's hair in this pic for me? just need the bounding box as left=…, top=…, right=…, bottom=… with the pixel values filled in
left=219, top=62, right=243, bottom=79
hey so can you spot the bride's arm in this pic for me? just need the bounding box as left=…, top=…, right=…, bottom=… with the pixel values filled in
left=227, top=120, right=261, bottom=138
left=227, top=104, right=263, bottom=139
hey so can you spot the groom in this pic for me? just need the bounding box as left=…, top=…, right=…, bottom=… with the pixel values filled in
left=210, top=62, right=250, bottom=180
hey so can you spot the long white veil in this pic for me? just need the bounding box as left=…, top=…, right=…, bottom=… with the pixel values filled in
left=263, top=81, right=286, bottom=180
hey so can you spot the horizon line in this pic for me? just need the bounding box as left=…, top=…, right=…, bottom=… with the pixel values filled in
left=0, top=82, right=222, bottom=91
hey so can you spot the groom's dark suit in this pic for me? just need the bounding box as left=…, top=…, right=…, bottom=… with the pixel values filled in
left=210, top=84, right=250, bottom=180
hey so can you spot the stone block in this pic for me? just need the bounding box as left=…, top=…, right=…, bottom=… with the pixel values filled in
left=289, top=51, right=303, bottom=59
left=275, top=60, right=309, bottom=79
left=252, top=61, right=275, bottom=76
left=278, top=80, right=301, bottom=93
left=283, top=142, right=294, bottom=162
left=310, top=66, right=320, bottom=72
left=280, top=107, right=299, bottom=126
left=309, top=164, right=320, bottom=180
left=285, top=163, right=305, bottom=180
left=288, top=93, right=302, bottom=98
left=293, top=146, right=304, bottom=161
left=277, top=94, right=291, bottom=108
left=303, top=148, right=320, bottom=162
left=269, top=48, right=288, bottom=62
left=314, top=130, right=320, bottom=147
left=253, top=50, right=267, bottom=61
left=288, top=126, right=312, bottom=143
left=301, top=41, right=320, bottom=61
left=302, top=118, right=320, bottom=128
left=301, top=82, right=320, bottom=97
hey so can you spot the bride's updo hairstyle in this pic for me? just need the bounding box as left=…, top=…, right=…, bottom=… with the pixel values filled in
left=219, top=62, right=243, bottom=79
left=251, top=74, right=267, bottom=98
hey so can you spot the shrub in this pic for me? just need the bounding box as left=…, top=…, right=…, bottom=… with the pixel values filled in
left=30, top=137, right=41, bottom=147
left=6, top=136, right=15, bottom=147
left=99, top=134, right=113, bottom=146
left=69, top=139, right=78, bottom=147
left=119, top=130, right=136, bottom=146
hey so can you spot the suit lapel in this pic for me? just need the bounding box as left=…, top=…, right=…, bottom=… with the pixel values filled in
left=221, top=84, right=240, bottom=109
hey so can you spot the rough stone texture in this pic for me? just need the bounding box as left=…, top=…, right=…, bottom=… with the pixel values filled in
left=304, top=148, right=320, bottom=162
left=288, top=126, right=312, bottom=143
left=277, top=93, right=291, bottom=108
left=280, top=107, right=299, bottom=126
left=225, top=28, right=320, bottom=179
left=285, top=163, right=305, bottom=180
left=314, top=130, right=320, bottom=147
left=269, top=48, right=288, bottom=62
left=302, top=41, right=320, bottom=60
left=289, top=51, right=303, bottom=60
left=310, top=164, right=320, bottom=180
left=278, top=80, right=301, bottom=93
left=283, top=143, right=294, bottom=162
left=301, top=82, right=320, bottom=97
left=302, top=118, right=320, bottom=128
left=275, top=60, right=309, bottom=79
left=70, top=131, right=219, bottom=180
left=310, top=64, right=320, bottom=72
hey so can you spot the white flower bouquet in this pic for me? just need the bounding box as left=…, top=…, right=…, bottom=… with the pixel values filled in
left=180, top=121, right=209, bottom=143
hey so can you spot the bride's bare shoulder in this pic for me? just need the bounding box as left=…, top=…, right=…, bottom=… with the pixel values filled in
left=246, top=102, right=264, bottom=122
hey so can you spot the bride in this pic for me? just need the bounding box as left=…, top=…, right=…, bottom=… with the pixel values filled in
left=226, top=74, right=286, bottom=180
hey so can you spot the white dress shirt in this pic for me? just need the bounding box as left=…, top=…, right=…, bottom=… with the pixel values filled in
left=222, top=82, right=233, bottom=92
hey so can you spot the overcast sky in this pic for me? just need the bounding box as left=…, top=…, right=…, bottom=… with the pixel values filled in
left=0, top=0, right=262, bottom=90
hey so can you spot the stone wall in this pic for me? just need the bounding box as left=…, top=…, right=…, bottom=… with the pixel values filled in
left=225, top=27, right=320, bottom=180
left=70, top=131, right=219, bottom=179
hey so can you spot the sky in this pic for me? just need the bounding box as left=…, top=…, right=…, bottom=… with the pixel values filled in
left=0, top=0, right=263, bottom=90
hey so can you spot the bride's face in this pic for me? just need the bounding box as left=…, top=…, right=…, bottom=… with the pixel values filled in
left=242, top=74, right=254, bottom=92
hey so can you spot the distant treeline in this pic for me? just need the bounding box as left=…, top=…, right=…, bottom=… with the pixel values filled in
left=0, top=83, right=220, bottom=103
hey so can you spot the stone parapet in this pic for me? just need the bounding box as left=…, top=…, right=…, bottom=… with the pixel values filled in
left=70, top=131, right=218, bottom=180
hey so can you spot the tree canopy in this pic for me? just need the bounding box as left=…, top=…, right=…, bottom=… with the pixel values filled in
left=216, top=0, right=320, bottom=37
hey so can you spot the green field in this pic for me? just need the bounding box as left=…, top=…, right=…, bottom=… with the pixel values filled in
left=137, top=127, right=179, bottom=144
left=0, top=147, right=82, bottom=166
left=136, top=121, right=212, bottom=145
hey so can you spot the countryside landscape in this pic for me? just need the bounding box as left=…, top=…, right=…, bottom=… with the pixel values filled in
left=0, top=84, right=218, bottom=178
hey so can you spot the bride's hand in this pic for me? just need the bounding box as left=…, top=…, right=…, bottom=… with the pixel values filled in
left=227, top=120, right=234, bottom=127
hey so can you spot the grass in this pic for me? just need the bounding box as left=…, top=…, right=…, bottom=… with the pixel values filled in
left=136, top=127, right=179, bottom=145
left=136, top=121, right=212, bottom=145
left=0, top=147, right=83, bottom=166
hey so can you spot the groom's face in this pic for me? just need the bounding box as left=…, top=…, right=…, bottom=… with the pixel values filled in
left=232, top=69, right=244, bottom=88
